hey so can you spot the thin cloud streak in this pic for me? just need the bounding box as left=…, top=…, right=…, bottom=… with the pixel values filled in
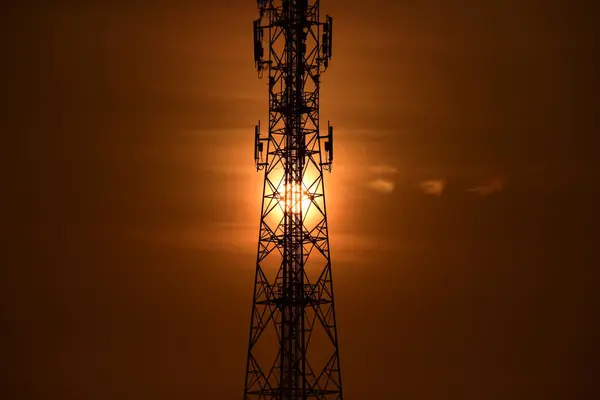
left=418, top=179, right=446, bottom=196
left=367, top=179, right=395, bottom=193
left=368, top=164, right=398, bottom=175
left=467, top=177, right=508, bottom=195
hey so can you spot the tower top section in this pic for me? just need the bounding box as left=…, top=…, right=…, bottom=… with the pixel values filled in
left=253, top=0, right=333, bottom=76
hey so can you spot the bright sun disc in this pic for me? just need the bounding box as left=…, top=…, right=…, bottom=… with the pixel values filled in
left=279, top=182, right=312, bottom=215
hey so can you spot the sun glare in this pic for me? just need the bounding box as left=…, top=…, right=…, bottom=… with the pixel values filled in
left=278, top=182, right=312, bottom=215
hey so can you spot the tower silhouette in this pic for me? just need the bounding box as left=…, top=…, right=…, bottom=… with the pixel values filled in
left=244, top=1, right=342, bottom=399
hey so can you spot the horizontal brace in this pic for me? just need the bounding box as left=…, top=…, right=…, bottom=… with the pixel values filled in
left=255, top=298, right=333, bottom=306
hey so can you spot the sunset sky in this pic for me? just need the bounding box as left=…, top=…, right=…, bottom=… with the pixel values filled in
left=3, top=0, right=599, bottom=398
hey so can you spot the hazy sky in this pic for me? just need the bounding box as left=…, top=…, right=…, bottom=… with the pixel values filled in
left=2, top=1, right=599, bottom=399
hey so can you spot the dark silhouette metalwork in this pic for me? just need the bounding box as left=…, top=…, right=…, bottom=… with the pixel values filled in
left=244, top=1, right=342, bottom=399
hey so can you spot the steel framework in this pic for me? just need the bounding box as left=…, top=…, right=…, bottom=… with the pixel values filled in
left=244, top=1, right=342, bottom=399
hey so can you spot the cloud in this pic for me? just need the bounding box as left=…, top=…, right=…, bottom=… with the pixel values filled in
left=368, top=164, right=398, bottom=175
left=367, top=179, right=395, bottom=193
left=365, top=164, right=397, bottom=193
left=467, top=177, right=508, bottom=195
left=418, top=179, right=446, bottom=196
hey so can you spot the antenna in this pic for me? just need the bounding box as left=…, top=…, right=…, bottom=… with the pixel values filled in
left=253, top=19, right=264, bottom=72
left=254, top=120, right=266, bottom=170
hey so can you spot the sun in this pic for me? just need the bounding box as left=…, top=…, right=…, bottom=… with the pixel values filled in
left=278, top=182, right=312, bottom=216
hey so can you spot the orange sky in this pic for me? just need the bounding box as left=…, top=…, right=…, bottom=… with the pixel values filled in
left=2, top=1, right=598, bottom=399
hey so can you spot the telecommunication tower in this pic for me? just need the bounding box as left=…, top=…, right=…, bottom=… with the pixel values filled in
left=244, top=0, right=342, bottom=399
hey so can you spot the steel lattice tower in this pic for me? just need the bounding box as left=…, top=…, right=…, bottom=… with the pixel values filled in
left=244, top=0, right=341, bottom=399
